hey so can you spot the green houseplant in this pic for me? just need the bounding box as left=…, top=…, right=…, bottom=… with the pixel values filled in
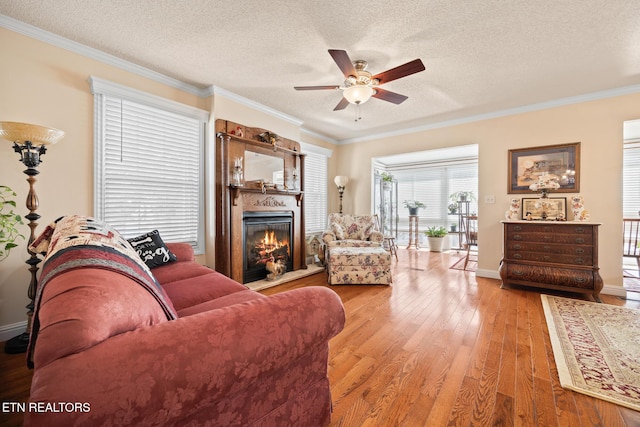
left=449, top=191, right=476, bottom=202
left=403, top=200, right=425, bottom=215
left=424, top=226, right=448, bottom=252
left=0, top=185, right=25, bottom=261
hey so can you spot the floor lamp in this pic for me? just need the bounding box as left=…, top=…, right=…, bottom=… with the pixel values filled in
left=0, top=121, right=64, bottom=354
left=334, top=176, right=349, bottom=214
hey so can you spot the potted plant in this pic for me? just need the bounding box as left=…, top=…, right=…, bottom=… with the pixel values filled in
left=424, top=226, right=448, bottom=252
left=0, top=185, right=25, bottom=261
left=448, top=203, right=458, bottom=214
left=449, top=191, right=476, bottom=202
left=403, top=200, right=425, bottom=216
left=380, top=172, right=394, bottom=189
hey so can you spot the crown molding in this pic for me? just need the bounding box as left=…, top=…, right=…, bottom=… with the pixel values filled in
left=338, top=83, right=640, bottom=145
left=209, top=86, right=303, bottom=127
left=0, top=14, right=209, bottom=97
left=300, top=127, right=338, bottom=145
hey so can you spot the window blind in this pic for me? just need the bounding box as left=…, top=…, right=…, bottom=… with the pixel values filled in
left=624, top=141, right=640, bottom=217
left=303, top=150, right=328, bottom=234
left=92, top=78, right=206, bottom=253
left=390, top=160, right=478, bottom=241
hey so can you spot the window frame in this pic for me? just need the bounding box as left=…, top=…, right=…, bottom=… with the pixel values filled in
left=90, top=76, right=208, bottom=254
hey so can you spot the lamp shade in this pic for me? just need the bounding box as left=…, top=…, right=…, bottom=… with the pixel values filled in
left=334, top=175, right=349, bottom=187
left=343, top=85, right=374, bottom=105
left=0, top=121, right=64, bottom=145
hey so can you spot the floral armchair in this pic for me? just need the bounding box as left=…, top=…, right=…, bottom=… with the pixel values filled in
left=322, top=213, right=383, bottom=249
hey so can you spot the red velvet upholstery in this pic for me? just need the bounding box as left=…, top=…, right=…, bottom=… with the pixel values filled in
left=26, top=241, right=345, bottom=426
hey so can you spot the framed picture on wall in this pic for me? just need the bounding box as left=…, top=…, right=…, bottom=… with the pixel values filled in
left=521, top=197, right=567, bottom=221
left=508, top=142, right=580, bottom=194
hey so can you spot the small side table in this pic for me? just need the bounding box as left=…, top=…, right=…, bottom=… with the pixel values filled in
left=383, top=236, right=398, bottom=260
left=407, top=215, right=420, bottom=249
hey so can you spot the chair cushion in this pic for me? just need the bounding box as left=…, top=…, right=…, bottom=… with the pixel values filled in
left=328, top=246, right=391, bottom=267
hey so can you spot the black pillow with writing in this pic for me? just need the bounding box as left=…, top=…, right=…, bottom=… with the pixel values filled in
left=127, top=230, right=177, bottom=269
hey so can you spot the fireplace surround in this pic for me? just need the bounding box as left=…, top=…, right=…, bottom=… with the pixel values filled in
left=243, top=211, right=293, bottom=283
left=214, top=120, right=306, bottom=283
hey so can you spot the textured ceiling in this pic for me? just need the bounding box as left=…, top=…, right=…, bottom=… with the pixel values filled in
left=1, top=0, right=640, bottom=142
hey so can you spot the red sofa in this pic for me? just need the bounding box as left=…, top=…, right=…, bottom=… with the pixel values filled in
left=26, top=219, right=345, bottom=426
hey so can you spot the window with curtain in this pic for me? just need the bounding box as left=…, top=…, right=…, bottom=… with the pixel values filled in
left=302, top=149, right=329, bottom=234
left=624, top=140, right=640, bottom=218
left=389, top=160, right=478, bottom=244
left=91, top=77, right=208, bottom=253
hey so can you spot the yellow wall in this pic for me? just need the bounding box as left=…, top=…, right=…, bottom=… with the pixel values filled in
left=1, top=24, right=637, bottom=334
left=0, top=28, right=202, bottom=330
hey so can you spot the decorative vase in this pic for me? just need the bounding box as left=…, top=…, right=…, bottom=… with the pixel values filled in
left=408, top=207, right=418, bottom=216
left=428, top=236, right=445, bottom=252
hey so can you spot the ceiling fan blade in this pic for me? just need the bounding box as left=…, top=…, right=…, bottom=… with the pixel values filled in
left=333, top=97, right=350, bottom=111
left=372, top=88, right=408, bottom=104
left=372, top=59, right=425, bottom=85
left=294, top=85, right=340, bottom=91
left=329, top=49, right=357, bottom=78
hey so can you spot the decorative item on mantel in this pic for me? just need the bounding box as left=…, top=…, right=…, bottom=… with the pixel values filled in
left=529, top=172, right=560, bottom=199
left=232, top=157, right=243, bottom=186
left=258, top=131, right=280, bottom=151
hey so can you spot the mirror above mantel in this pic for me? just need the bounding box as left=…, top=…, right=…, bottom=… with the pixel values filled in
left=244, top=150, right=285, bottom=185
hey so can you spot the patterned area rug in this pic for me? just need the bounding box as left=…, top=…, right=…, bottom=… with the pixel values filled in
left=541, top=295, right=640, bottom=411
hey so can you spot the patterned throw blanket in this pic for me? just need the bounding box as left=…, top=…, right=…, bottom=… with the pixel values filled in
left=27, top=215, right=177, bottom=367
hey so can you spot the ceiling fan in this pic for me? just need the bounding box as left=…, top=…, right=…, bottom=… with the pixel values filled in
left=294, top=49, right=426, bottom=112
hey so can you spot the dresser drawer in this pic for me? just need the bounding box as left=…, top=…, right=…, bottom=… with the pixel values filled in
left=504, top=264, right=594, bottom=290
left=506, top=223, right=594, bottom=235
left=506, top=232, right=593, bottom=245
left=505, top=241, right=592, bottom=256
left=505, top=250, right=593, bottom=266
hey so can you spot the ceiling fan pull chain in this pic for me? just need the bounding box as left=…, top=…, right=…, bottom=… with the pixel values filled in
left=355, top=103, right=362, bottom=122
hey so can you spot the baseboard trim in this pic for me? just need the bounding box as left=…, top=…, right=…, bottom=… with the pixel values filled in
left=0, top=321, right=27, bottom=343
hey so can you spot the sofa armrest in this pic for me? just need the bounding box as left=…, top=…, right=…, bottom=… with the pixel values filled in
left=26, top=286, right=345, bottom=426
left=321, top=230, right=336, bottom=244
left=165, top=242, right=195, bottom=262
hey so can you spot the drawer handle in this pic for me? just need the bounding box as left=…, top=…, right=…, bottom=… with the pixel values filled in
left=575, top=248, right=585, bottom=254
left=575, top=238, right=585, bottom=244
left=574, top=258, right=585, bottom=264
left=544, top=227, right=551, bottom=233
left=513, top=244, right=522, bottom=250
left=514, top=226, right=522, bottom=231
left=543, top=235, right=552, bottom=241
left=513, top=254, right=522, bottom=259
left=574, top=277, right=587, bottom=284
left=513, top=235, right=522, bottom=241
left=543, top=256, right=551, bottom=261
left=513, top=270, right=524, bottom=276
left=576, top=227, right=586, bottom=234
left=543, top=246, right=551, bottom=252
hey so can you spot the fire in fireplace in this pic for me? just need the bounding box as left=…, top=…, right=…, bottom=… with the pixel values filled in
left=243, top=212, right=293, bottom=283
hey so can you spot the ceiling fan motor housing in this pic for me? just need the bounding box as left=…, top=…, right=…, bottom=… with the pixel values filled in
left=344, top=60, right=379, bottom=88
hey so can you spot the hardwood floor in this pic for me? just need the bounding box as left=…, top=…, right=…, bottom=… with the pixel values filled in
left=2, top=249, right=640, bottom=426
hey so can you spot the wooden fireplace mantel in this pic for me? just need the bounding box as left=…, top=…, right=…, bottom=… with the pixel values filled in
left=214, top=119, right=306, bottom=283
left=229, top=185, right=303, bottom=207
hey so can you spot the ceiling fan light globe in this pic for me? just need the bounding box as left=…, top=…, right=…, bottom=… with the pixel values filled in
left=343, top=85, right=374, bottom=105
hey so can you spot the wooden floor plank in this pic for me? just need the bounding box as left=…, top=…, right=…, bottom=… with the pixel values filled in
left=2, top=249, right=639, bottom=426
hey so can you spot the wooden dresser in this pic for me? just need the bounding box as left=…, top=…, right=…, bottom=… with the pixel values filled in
left=499, top=221, right=603, bottom=302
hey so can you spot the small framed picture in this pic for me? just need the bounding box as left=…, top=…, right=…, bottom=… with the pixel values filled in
left=521, top=197, right=567, bottom=221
